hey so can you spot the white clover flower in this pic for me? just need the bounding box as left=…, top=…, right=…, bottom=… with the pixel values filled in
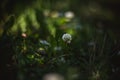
left=62, top=33, right=72, bottom=43
left=65, top=11, right=74, bottom=19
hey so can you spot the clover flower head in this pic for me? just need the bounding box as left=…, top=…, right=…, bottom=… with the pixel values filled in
left=65, top=11, right=74, bottom=19
left=62, top=33, right=72, bottom=43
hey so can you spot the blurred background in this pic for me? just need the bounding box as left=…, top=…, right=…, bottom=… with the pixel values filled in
left=0, top=0, right=120, bottom=80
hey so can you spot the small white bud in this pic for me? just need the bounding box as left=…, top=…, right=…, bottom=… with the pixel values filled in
left=21, top=33, right=27, bottom=38
left=62, top=33, right=72, bottom=43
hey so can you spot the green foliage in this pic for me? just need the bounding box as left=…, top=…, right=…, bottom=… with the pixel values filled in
left=0, top=0, right=119, bottom=80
